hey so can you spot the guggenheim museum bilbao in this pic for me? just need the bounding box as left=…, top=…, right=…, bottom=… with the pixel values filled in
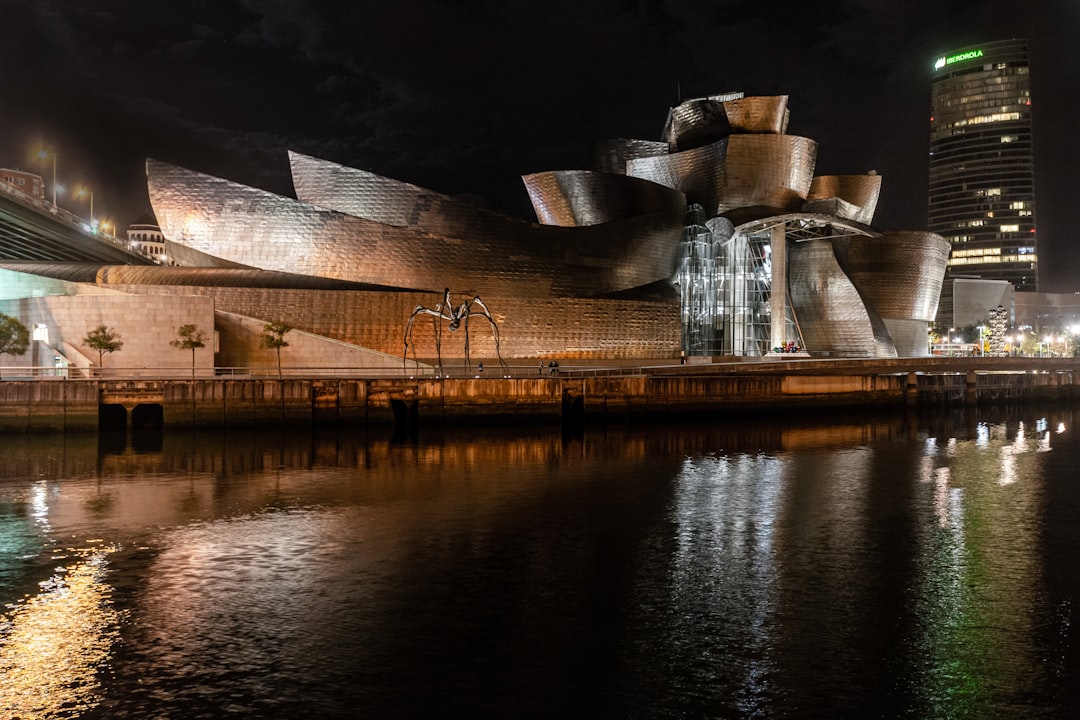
left=1, top=92, right=948, bottom=373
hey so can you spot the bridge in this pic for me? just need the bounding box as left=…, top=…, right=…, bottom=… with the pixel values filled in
left=0, top=181, right=151, bottom=263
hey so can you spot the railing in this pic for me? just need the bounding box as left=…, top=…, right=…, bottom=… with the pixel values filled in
left=4, top=356, right=1073, bottom=382
left=0, top=179, right=138, bottom=255
left=0, top=364, right=651, bottom=381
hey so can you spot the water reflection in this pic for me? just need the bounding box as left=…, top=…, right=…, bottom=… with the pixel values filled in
left=0, top=406, right=1077, bottom=717
left=0, top=545, right=121, bottom=718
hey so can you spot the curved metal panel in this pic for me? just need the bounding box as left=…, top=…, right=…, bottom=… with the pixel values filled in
left=882, top=318, right=932, bottom=358
left=835, top=231, right=950, bottom=321
left=718, top=135, right=817, bottom=214
left=289, top=151, right=534, bottom=238
left=805, top=174, right=882, bottom=225
left=723, top=95, right=789, bottom=134
left=147, top=159, right=685, bottom=299
left=788, top=239, right=895, bottom=358
left=660, top=98, right=732, bottom=151
left=589, top=139, right=668, bottom=175
left=626, top=139, right=728, bottom=211
left=521, top=170, right=685, bottom=227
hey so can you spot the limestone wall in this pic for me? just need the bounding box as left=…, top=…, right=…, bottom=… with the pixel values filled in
left=0, top=294, right=216, bottom=374
left=105, top=284, right=681, bottom=362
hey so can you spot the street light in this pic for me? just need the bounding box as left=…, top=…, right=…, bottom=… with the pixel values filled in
left=75, top=187, right=94, bottom=226
left=36, top=149, right=56, bottom=206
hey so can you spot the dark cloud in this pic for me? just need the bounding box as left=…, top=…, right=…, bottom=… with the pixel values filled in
left=0, top=0, right=1076, bottom=288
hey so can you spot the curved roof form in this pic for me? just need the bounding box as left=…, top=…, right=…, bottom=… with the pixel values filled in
left=626, top=134, right=817, bottom=215
left=288, top=151, right=528, bottom=237
left=659, top=94, right=790, bottom=150
left=660, top=98, right=732, bottom=151
left=147, top=159, right=685, bottom=298
left=718, top=135, right=817, bottom=214
left=589, top=139, right=669, bottom=175
left=626, top=139, right=729, bottom=211
left=723, top=95, right=790, bottom=134
left=521, top=170, right=685, bottom=227
left=805, top=174, right=882, bottom=225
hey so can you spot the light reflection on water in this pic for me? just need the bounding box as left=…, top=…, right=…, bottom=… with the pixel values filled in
left=0, top=407, right=1078, bottom=718
left=0, top=545, right=122, bottom=719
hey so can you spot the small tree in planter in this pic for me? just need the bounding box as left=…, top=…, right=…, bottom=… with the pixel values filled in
left=170, top=324, right=207, bottom=378
left=261, top=322, right=292, bottom=378
left=0, top=313, right=29, bottom=378
left=83, top=325, right=123, bottom=377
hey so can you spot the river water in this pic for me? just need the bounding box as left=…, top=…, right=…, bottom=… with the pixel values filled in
left=2, top=405, right=1080, bottom=719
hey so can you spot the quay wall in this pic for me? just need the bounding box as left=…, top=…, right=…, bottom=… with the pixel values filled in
left=0, top=370, right=1075, bottom=432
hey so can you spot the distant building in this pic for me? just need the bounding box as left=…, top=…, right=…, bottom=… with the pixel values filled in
left=126, top=215, right=168, bottom=263
left=930, top=38, right=1038, bottom=327
left=0, top=168, right=45, bottom=201
left=950, top=277, right=1014, bottom=329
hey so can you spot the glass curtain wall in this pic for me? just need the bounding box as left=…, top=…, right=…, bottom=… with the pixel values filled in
left=678, top=207, right=776, bottom=357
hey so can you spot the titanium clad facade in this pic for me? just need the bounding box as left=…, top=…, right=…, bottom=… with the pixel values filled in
left=589, top=139, right=669, bottom=175
left=288, top=151, right=540, bottom=239
left=661, top=98, right=734, bottom=151
left=521, top=171, right=686, bottom=227
left=717, top=134, right=817, bottom=214
left=805, top=174, right=882, bottom=225
left=112, top=92, right=947, bottom=364
left=624, top=134, right=816, bottom=217
left=930, top=38, right=1038, bottom=293
left=660, top=94, right=789, bottom=149
left=722, top=95, right=789, bottom=134
left=788, top=239, right=895, bottom=358
left=0, top=89, right=954, bottom=365
left=147, top=159, right=686, bottom=299
left=626, top=140, right=729, bottom=211
left=836, top=232, right=951, bottom=321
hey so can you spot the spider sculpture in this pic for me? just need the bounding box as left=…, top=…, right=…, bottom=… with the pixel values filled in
left=403, top=288, right=508, bottom=375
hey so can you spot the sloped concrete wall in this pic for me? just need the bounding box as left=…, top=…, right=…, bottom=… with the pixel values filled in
left=215, top=310, right=403, bottom=372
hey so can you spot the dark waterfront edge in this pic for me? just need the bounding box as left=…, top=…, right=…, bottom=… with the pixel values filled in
left=0, top=357, right=1077, bottom=434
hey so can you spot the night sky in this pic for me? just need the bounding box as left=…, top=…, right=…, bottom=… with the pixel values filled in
left=1, top=1, right=1077, bottom=289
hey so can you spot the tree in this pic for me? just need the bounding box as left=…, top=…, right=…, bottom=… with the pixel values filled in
left=170, top=324, right=207, bottom=377
left=83, top=325, right=123, bottom=375
left=261, top=322, right=292, bottom=377
left=0, top=313, right=29, bottom=378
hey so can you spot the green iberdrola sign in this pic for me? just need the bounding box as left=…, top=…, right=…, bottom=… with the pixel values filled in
left=934, top=49, right=983, bottom=70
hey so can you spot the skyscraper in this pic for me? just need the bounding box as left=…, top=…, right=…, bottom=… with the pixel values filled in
left=930, top=38, right=1037, bottom=327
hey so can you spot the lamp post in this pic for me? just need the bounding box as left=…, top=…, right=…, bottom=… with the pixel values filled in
left=75, top=187, right=94, bottom=226
left=36, top=150, right=56, bottom=206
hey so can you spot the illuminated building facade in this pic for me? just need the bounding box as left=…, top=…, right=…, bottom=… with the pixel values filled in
left=0, top=92, right=950, bottom=371
left=930, top=39, right=1038, bottom=327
